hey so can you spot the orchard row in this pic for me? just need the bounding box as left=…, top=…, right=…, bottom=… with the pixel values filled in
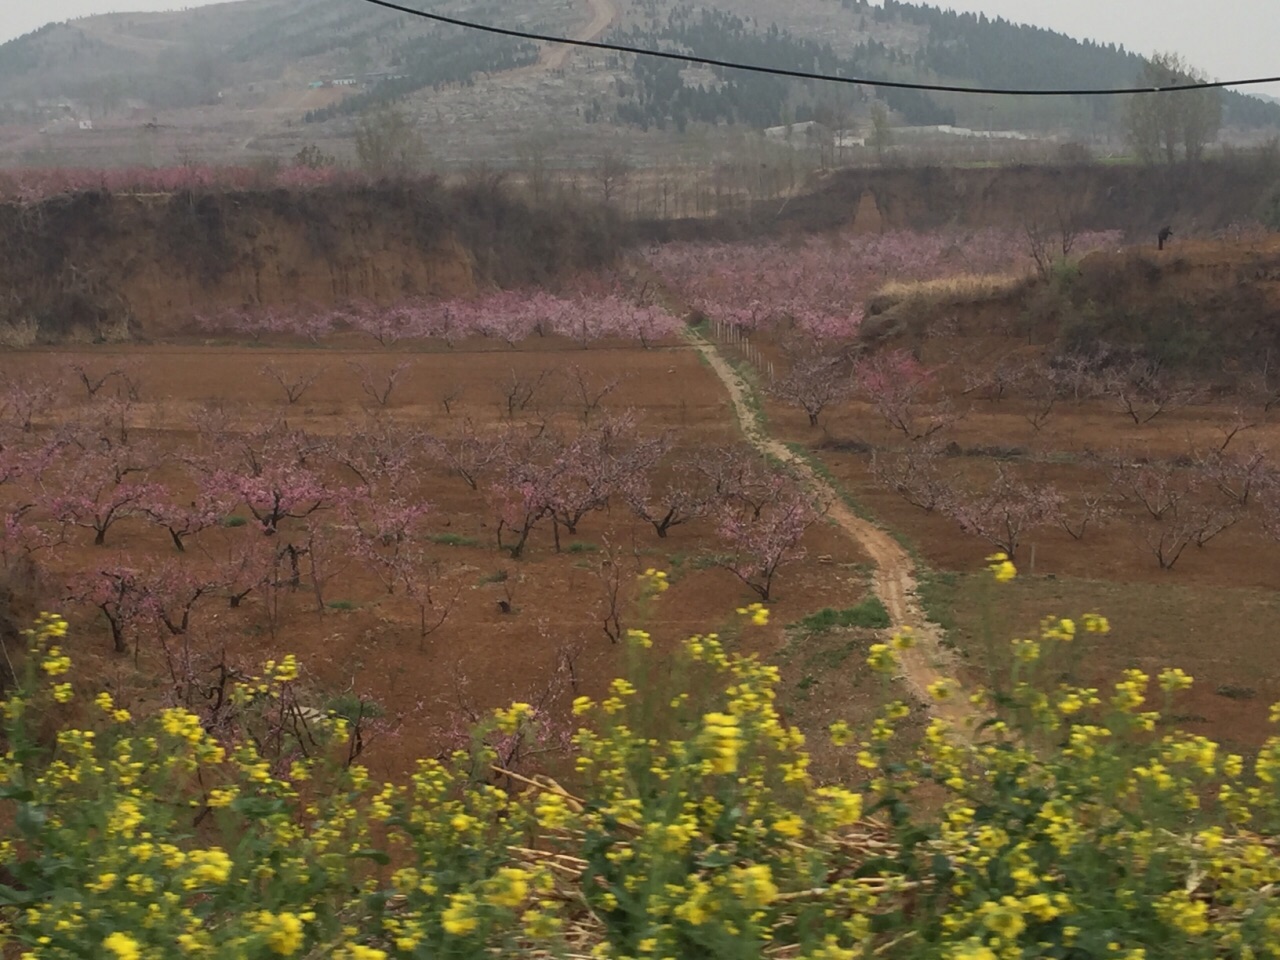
left=770, top=346, right=1280, bottom=570
left=0, top=384, right=826, bottom=658
left=193, top=291, right=685, bottom=349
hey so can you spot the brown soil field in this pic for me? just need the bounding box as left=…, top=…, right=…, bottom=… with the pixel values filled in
left=2, top=338, right=893, bottom=782
left=753, top=345, right=1280, bottom=751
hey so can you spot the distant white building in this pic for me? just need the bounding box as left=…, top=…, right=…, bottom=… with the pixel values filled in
left=896, top=124, right=1031, bottom=141
left=763, top=121, right=865, bottom=150
left=763, top=120, right=830, bottom=142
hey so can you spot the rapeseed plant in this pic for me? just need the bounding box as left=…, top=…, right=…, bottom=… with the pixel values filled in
left=0, top=564, right=1278, bottom=958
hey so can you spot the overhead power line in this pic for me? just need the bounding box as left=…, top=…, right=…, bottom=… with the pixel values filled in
left=355, top=0, right=1280, bottom=97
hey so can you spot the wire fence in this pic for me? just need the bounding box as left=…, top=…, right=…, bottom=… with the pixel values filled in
left=704, top=317, right=775, bottom=383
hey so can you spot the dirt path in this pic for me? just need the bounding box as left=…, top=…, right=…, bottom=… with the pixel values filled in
left=539, top=0, right=619, bottom=71
left=685, top=330, right=978, bottom=731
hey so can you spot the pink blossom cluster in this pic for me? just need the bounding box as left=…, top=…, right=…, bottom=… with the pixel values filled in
left=194, top=292, right=684, bottom=348
left=648, top=228, right=1123, bottom=341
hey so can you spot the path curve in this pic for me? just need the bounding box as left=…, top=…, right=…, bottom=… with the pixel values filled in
left=684, top=330, right=978, bottom=731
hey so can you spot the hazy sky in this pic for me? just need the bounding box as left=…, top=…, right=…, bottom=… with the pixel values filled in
left=932, top=1, right=1280, bottom=97
left=3, top=0, right=1278, bottom=96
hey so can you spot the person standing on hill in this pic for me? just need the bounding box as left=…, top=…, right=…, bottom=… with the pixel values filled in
left=1158, top=226, right=1173, bottom=250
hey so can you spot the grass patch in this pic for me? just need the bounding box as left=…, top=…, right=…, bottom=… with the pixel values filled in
left=917, top=569, right=958, bottom=634
left=808, top=638, right=861, bottom=671
left=430, top=533, right=479, bottom=547
left=221, top=515, right=248, bottom=529
left=323, top=692, right=384, bottom=723
left=691, top=553, right=733, bottom=571
left=326, top=600, right=358, bottom=611
left=566, top=541, right=598, bottom=555
left=792, top=598, right=891, bottom=634
left=479, top=569, right=509, bottom=585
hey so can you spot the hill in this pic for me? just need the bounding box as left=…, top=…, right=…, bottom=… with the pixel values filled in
left=0, top=0, right=1277, bottom=169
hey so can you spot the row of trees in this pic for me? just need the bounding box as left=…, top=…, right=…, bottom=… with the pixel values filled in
left=760, top=339, right=1280, bottom=570
left=1125, top=53, right=1223, bottom=165
left=872, top=439, right=1280, bottom=571
left=0, top=373, right=824, bottom=665
left=194, top=291, right=683, bottom=349
left=772, top=339, right=1280, bottom=436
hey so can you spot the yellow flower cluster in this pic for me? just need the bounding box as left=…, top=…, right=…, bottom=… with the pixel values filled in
left=638, top=567, right=669, bottom=594
left=493, top=701, right=534, bottom=734
left=736, top=602, right=771, bottom=625
left=985, top=552, right=1017, bottom=582
left=700, top=711, right=743, bottom=774
left=2, top=597, right=1279, bottom=960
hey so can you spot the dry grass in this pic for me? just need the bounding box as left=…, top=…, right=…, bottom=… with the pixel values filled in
left=873, top=271, right=1030, bottom=306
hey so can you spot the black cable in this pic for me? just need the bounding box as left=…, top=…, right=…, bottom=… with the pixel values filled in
left=355, top=0, right=1280, bottom=97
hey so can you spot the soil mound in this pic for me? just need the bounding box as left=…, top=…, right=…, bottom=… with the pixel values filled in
left=0, top=182, right=623, bottom=341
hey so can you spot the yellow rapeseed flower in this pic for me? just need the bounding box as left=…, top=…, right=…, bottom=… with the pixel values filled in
left=522, top=905, right=562, bottom=939
left=41, top=646, right=71, bottom=676
left=485, top=867, right=531, bottom=908
left=730, top=863, right=779, bottom=907
left=1011, top=639, right=1040, bottom=664
left=639, top=568, right=670, bottom=593
left=253, top=910, right=308, bottom=955
left=103, top=932, right=141, bottom=960
left=866, top=644, right=897, bottom=674
left=442, top=892, right=479, bottom=936
left=1158, top=668, right=1193, bottom=693
left=1083, top=613, right=1111, bottom=634
left=625, top=628, right=653, bottom=648
left=986, top=552, right=1017, bottom=582
left=828, top=720, right=853, bottom=746
left=816, top=786, right=863, bottom=826
left=494, top=702, right=534, bottom=735
left=950, top=940, right=998, bottom=960
left=701, top=711, right=743, bottom=774
left=978, top=896, right=1027, bottom=940
left=185, top=848, right=233, bottom=887
left=773, top=814, right=804, bottom=838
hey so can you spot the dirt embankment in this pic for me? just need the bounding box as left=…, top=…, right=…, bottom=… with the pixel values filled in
left=0, top=182, right=624, bottom=341
left=639, top=157, right=1280, bottom=242
left=863, top=235, right=1280, bottom=375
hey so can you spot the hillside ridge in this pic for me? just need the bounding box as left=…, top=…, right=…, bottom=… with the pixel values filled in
left=0, top=0, right=1276, bottom=169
